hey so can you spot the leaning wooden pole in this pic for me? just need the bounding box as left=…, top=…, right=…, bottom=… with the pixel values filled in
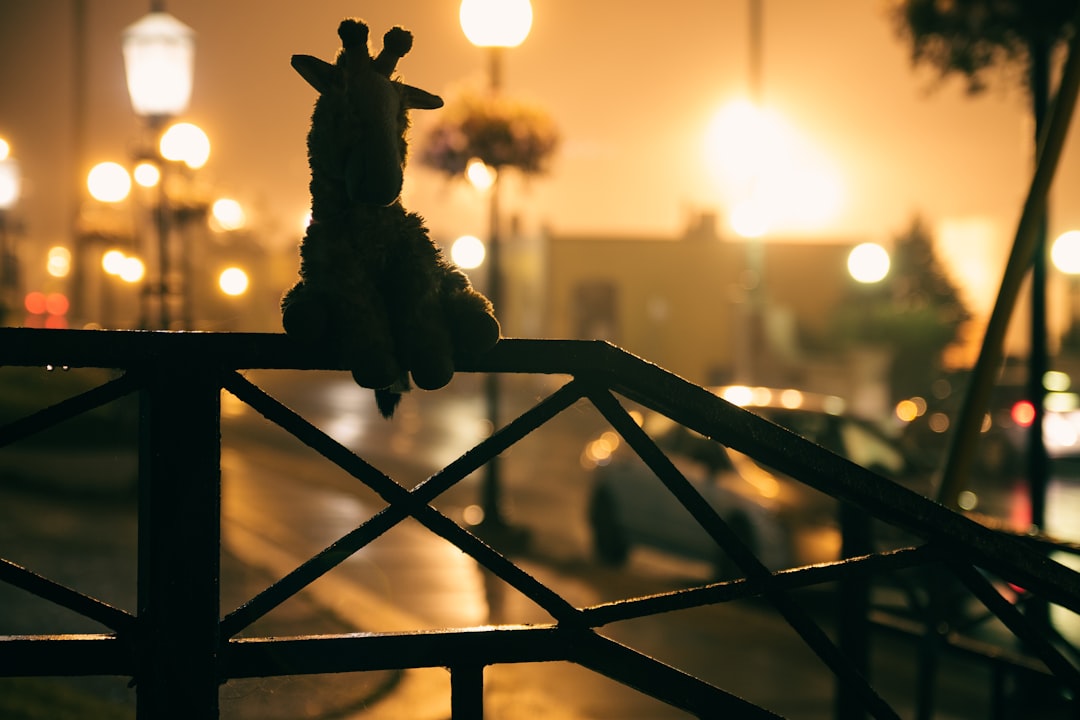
left=937, top=9, right=1080, bottom=509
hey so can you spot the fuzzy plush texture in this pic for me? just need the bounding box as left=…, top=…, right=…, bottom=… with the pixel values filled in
left=281, top=19, right=500, bottom=417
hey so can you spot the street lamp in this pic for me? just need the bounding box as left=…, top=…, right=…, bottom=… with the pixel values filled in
left=847, top=242, right=891, bottom=284
left=460, top=0, right=532, bottom=542
left=122, top=4, right=195, bottom=329
left=122, top=8, right=195, bottom=123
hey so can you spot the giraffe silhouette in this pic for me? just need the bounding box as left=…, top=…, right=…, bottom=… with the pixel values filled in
left=281, top=19, right=500, bottom=417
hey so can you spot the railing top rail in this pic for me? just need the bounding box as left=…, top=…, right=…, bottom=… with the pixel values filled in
left=0, top=328, right=618, bottom=374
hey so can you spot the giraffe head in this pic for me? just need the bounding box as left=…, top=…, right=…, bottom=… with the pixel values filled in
left=293, top=19, right=443, bottom=207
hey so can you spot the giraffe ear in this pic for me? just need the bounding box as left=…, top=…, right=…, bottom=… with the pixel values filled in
left=400, top=83, right=443, bottom=110
left=291, top=54, right=336, bottom=94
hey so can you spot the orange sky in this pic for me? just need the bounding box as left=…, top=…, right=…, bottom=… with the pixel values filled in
left=1, top=0, right=1078, bottom=332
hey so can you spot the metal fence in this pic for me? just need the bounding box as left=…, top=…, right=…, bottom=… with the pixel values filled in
left=1, top=327, right=1079, bottom=719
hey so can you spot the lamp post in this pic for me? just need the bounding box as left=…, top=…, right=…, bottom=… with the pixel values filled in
left=459, top=0, right=532, bottom=541
left=0, top=139, right=21, bottom=324
left=122, top=3, right=195, bottom=329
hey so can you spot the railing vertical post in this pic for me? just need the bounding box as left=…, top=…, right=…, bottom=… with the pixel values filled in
left=836, top=502, right=872, bottom=720
left=135, top=362, right=222, bottom=719
left=451, top=664, right=485, bottom=719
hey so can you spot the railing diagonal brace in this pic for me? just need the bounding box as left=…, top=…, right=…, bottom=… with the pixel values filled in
left=949, top=557, right=1080, bottom=693
left=0, top=371, right=140, bottom=448
left=0, top=557, right=135, bottom=633
left=588, top=387, right=901, bottom=720
left=221, top=372, right=586, bottom=633
left=569, top=629, right=784, bottom=719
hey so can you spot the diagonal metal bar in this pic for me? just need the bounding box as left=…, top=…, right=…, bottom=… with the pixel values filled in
left=0, top=371, right=140, bottom=448
left=221, top=372, right=587, bottom=637
left=587, top=386, right=902, bottom=720
left=0, top=557, right=135, bottom=633
left=583, top=545, right=940, bottom=628
left=948, top=558, right=1080, bottom=694
left=569, top=629, right=785, bottom=719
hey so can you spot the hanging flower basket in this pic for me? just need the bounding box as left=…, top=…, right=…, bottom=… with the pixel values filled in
left=418, top=93, right=559, bottom=176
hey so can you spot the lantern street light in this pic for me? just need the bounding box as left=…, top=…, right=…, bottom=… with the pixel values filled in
left=122, top=3, right=195, bottom=329
left=122, top=8, right=195, bottom=124
left=460, top=0, right=532, bottom=542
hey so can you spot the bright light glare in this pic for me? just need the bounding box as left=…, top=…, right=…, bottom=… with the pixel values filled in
left=87, top=162, right=132, bottom=203
left=466, top=158, right=496, bottom=190
left=102, top=249, right=127, bottom=275
left=160, top=122, right=210, bottom=169
left=0, top=158, right=18, bottom=209
left=721, top=385, right=754, bottom=406
left=1045, top=370, right=1072, bottom=393
left=46, top=246, right=72, bottom=278
left=120, top=256, right=145, bottom=283
left=459, top=0, right=533, bottom=47
left=895, top=399, right=919, bottom=423
left=211, top=198, right=246, bottom=231
left=133, top=161, right=160, bottom=188
left=451, top=235, right=486, bottom=269
left=219, top=267, right=249, bottom=296
left=1052, top=230, right=1080, bottom=275
left=848, top=242, right=890, bottom=283
left=0, top=138, right=9, bottom=161
left=101, top=249, right=145, bottom=282
left=706, top=98, right=844, bottom=237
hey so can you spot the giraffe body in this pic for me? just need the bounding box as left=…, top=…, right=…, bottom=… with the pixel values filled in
left=281, top=19, right=500, bottom=416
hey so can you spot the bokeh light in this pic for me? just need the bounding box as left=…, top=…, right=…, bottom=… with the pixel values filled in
left=459, top=0, right=533, bottom=47
left=219, top=267, right=249, bottom=296
left=451, top=235, right=486, bottom=269
left=46, top=246, right=72, bottom=278
left=133, top=161, right=161, bottom=188
left=1051, top=230, right=1080, bottom=275
left=466, top=158, right=496, bottom=191
left=87, top=162, right=132, bottom=203
left=211, top=198, right=246, bottom=231
left=160, top=122, right=210, bottom=169
left=847, top=242, right=890, bottom=283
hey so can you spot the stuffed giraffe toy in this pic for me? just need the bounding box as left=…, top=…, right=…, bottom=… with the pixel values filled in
left=281, top=18, right=500, bottom=417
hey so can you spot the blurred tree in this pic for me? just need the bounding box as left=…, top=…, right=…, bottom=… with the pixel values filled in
left=892, top=0, right=1079, bottom=525
left=891, top=0, right=1077, bottom=93
left=832, top=218, right=971, bottom=402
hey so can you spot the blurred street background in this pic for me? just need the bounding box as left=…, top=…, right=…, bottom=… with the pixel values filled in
left=4, top=1, right=1080, bottom=717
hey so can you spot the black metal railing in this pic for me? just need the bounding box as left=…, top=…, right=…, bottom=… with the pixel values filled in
left=1, top=327, right=1079, bottom=719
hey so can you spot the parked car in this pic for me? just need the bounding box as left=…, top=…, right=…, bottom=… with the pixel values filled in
left=585, top=386, right=923, bottom=575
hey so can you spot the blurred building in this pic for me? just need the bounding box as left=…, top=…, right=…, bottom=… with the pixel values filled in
left=539, top=212, right=864, bottom=397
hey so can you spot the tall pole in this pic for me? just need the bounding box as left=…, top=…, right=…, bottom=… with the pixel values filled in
left=744, top=0, right=766, bottom=384
left=1029, top=31, right=1051, bottom=535
left=155, top=149, right=171, bottom=330
left=481, top=45, right=507, bottom=531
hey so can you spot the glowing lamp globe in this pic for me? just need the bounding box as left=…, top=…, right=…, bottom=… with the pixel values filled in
left=122, top=11, right=195, bottom=120
left=460, top=0, right=533, bottom=47
left=1052, top=230, right=1080, bottom=275
left=847, top=242, right=890, bottom=284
